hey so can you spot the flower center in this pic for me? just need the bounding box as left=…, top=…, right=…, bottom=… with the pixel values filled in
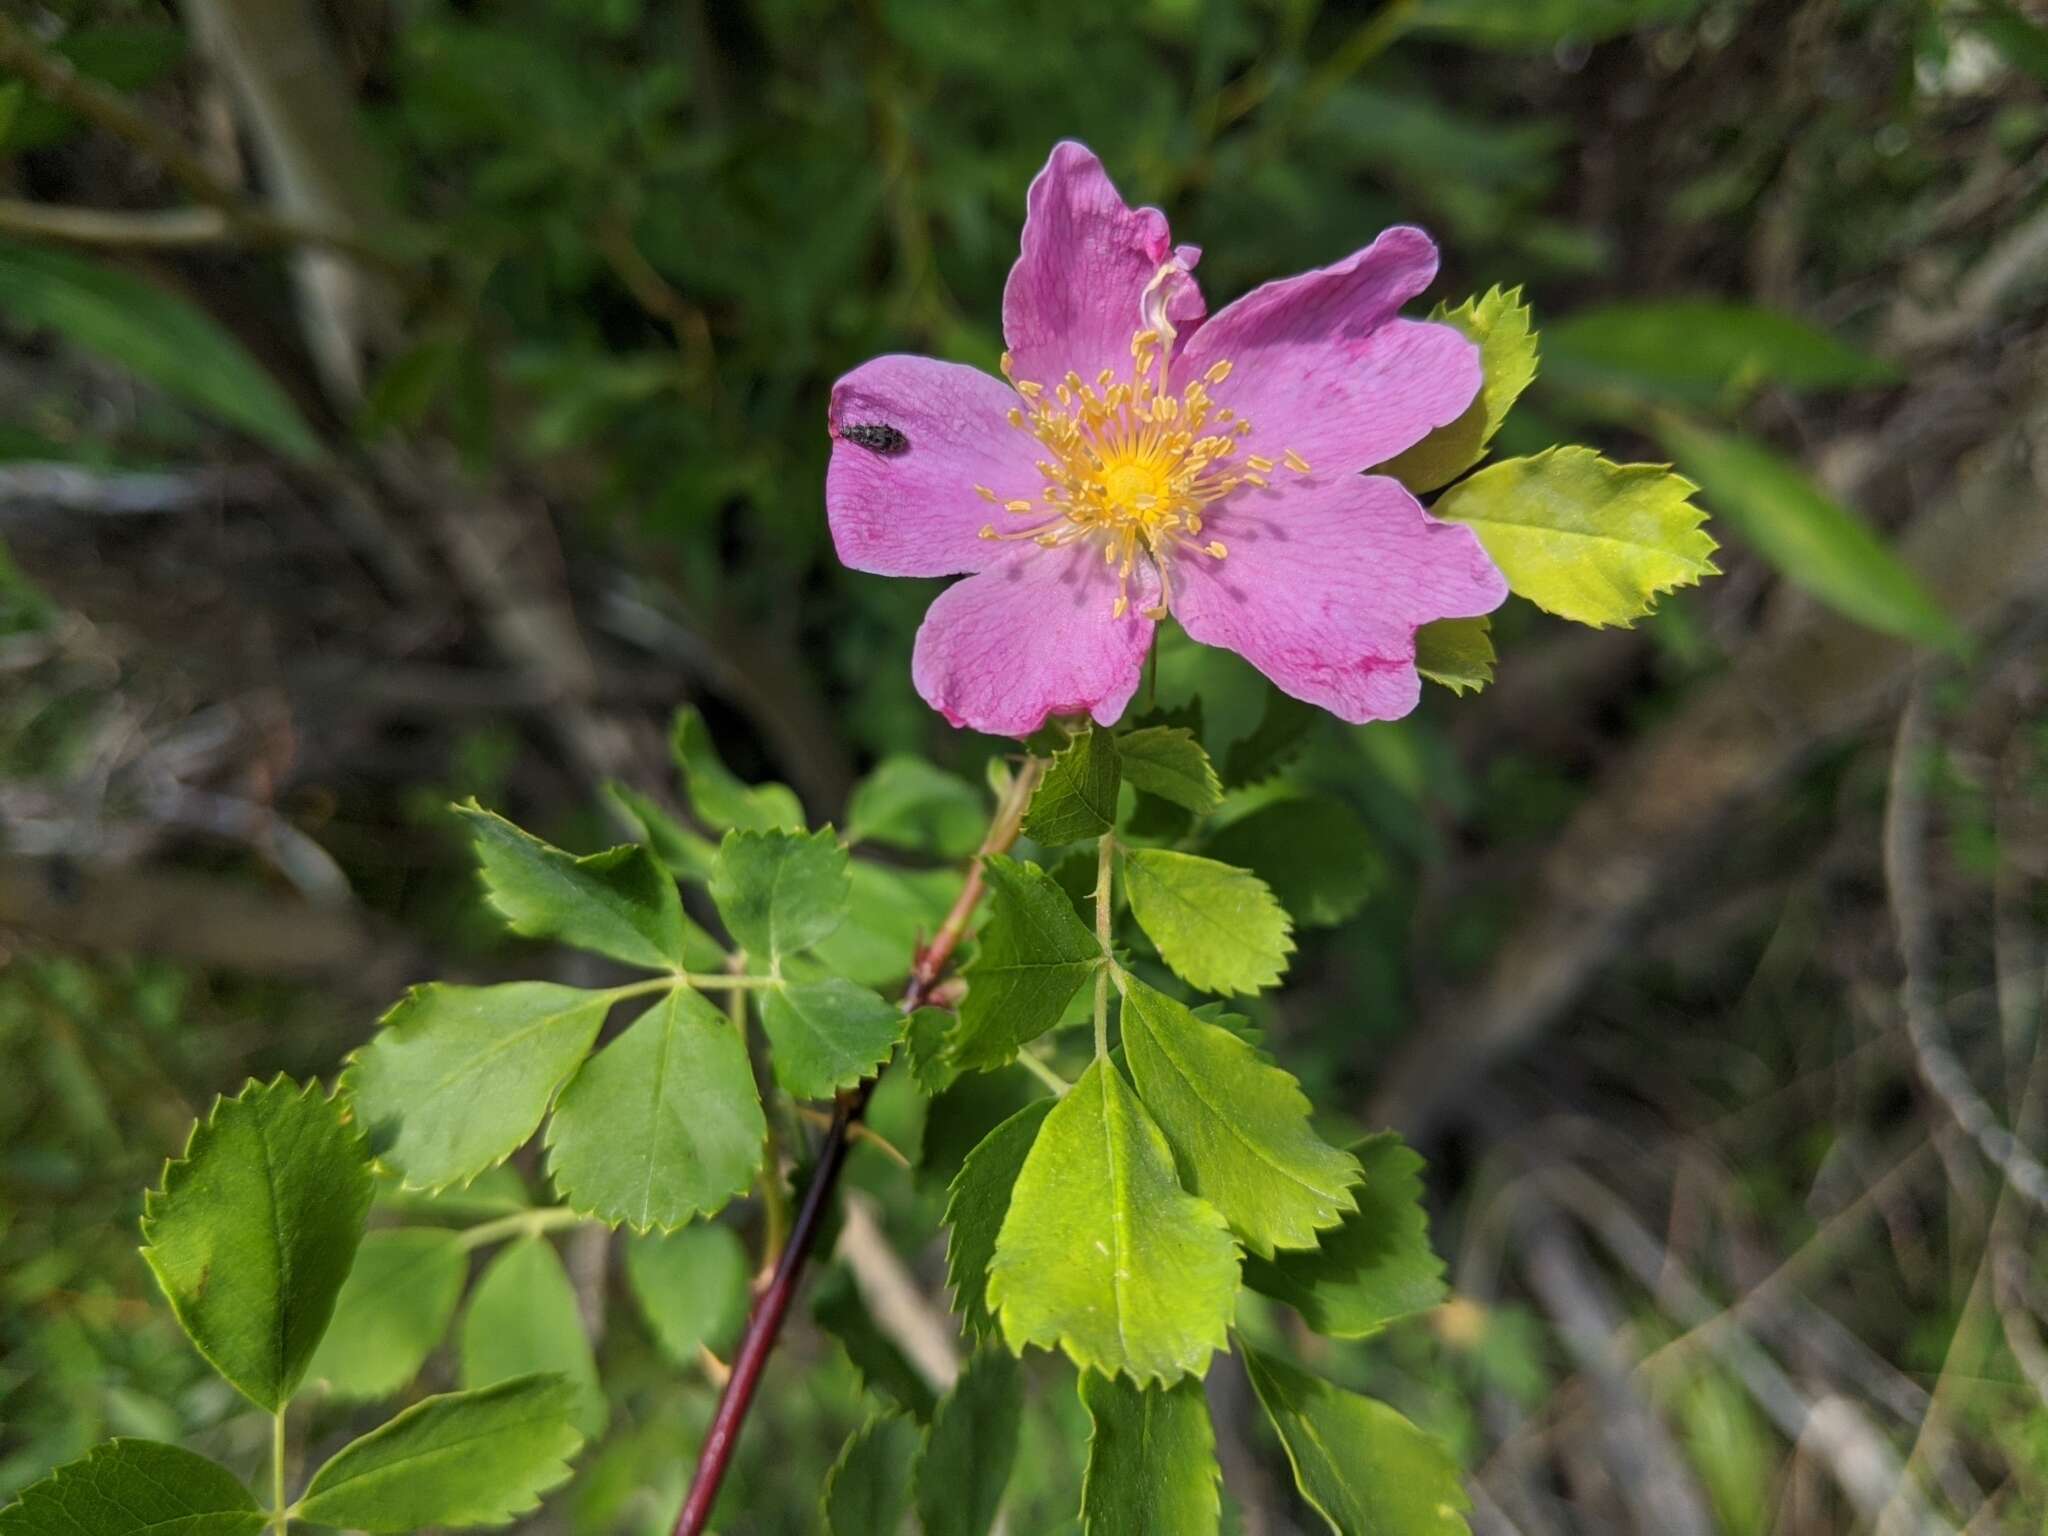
left=974, top=321, right=1310, bottom=619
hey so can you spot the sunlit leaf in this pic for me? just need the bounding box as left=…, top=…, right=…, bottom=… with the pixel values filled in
left=1121, top=848, right=1292, bottom=997
left=1114, top=726, right=1222, bottom=815
left=761, top=978, right=905, bottom=1098
left=1414, top=616, right=1495, bottom=697
left=1024, top=728, right=1121, bottom=844
left=140, top=1077, right=371, bottom=1411
left=988, top=1059, right=1239, bottom=1385
left=1381, top=287, right=1538, bottom=493
left=949, top=856, right=1101, bottom=1070
left=1433, top=446, right=1716, bottom=628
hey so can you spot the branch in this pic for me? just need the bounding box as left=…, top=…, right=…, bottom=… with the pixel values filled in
left=673, top=756, right=1046, bottom=1535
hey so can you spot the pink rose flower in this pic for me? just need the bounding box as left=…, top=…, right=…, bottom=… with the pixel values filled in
left=825, top=141, right=1507, bottom=739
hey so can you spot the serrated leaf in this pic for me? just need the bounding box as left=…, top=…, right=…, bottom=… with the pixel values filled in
left=1380, top=287, right=1538, bottom=493
left=296, top=1374, right=585, bottom=1532
left=988, top=1059, right=1239, bottom=1385
left=1414, top=616, right=1495, bottom=696
left=1114, top=727, right=1222, bottom=815
left=1024, top=728, right=1121, bottom=844
left=847, top=756, right=986, bottom=856
left=1542, top=297, right=1895, bottom=407
left=1122, top=849, right=1292, bottom=997
left=1433, top=446, right=1717, bottom=628
left=1244, top=1350, right=1471, bottom=1536
left=824, top=1414, right=920, bottom=1536
left=604, top=781, right=721, bottom=885
left=916, top=1347, right=1023, bottom=1536
left=345, top=982, right=611, bottom=1192
left=460, top=1239, right=606, bottom=1437
left=1655, top=417, right=1962, bottom=650
left=944, top=1097, right=1055, bottom=1339
left=671, top=706, right=805, bottom=832
left=814, top=1265, right=938, bottom=1420
left=1222, top=689, right=1318, bottom=785
left=0, top=1440, right=263, bottom=1536
left=908, top=1005, right=964, bottom=1096
left=0, top=240, right=322, bottom=462
left=455, top=801, right=690, bottom=970
left=1201, top=796, right=1381, bottom=929
left=141, top=1077, right=371, bottom=1411
left=306, top=1228, right=466, bottom=1401
left=813, top=862, right=961, bottom=989
left=761, top=978, right=905, bottom=1098
left=545, top=987, right=764, bottom=1231
left=949, top=856, right=1102, bottom=1070
left=1118, top=976, right=1359, bottom=1258
left=1079, top=1374, right=1221, bottom=1536
left=1244, top=1133, right=1448, bottom=1338
left=710, top=826, right=850, bottom=964
left=623, top=1223, right=749, bottom=1365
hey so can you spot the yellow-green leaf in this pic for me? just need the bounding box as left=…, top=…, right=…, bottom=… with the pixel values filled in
left=1414, top=616, right=1495, bottom=696
left=1379, top=286, right=1538, bottom=493
left=1121, top=848, right=1292, bottom=997
left=1433, top=446, right=1716, bottom=628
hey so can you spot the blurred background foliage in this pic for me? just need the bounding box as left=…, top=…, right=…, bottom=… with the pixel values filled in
left=2, top=0, right=2045, bottom=1531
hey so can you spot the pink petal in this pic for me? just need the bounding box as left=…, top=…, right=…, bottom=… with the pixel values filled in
left=1172, top=475, right=1506, bottom=724
left=1179, top=228, right=1480, bottom=476
left=912, top=542, right=1156, bottom=738
left=827, top=355, right=1043, bottom=578
left=1002, top=142, right=1202, bottom=391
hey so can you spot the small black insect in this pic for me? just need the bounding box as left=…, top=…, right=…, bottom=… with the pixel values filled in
left=838, top=421, right=909, bottom=455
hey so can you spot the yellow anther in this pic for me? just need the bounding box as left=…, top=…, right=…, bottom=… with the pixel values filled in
left=1246, top=455, right=1276, bottom=473
left=1097, top=368, right=1114, bottom=388
left=974, top=484, right=997, bottom=502
left=1143, top=603, right=1169, bottom=620
left=999, top=350, right=1015, bottom=377
left=1283, top=449, right=1312, bottom=473
left=1113, top=594, right=1129, bottom=618
left=1243, top=472, right=1267, bottom=488
left=1206, top=541, right=1227, bottom=557
left=979, top=524, right=997, bottom=538
left=1017, top=379, right=1043, bottom=398
left=1007, top=407, right=1024, bottom=427
left=1204, top=360, right=1233, bottom=385
left=1005, top=500, right=1033, bottom=513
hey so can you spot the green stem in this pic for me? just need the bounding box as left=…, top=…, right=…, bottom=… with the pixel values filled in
left=1016, top=1048, right=1072, bottom=1097
left=1093, top=835, right=1115, bottom=1059
left=456, top=1205, right=584, bottom=1252
left=271, top=1408, right=287, bottom=1534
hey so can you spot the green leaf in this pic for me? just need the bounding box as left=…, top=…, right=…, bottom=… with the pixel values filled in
left=1244, top=1350, right=1471, bottom=1536
left=1122, top=848, right=1292, bottom=997
left=604, top=781, right=721, bottom=885
left=296, top=1375, right=585, bottom=1532
left=943, top=1097, right=1055, bottom=1339
left=1409, top=0, right=1700, bottom=48
left=1380, top=287, right=1539, bottom=493
left=545, top=987, right=765, bottom=1232
left=1656, top=417, right=1963, bottom=650
left=1542, top=297, right=1895, bottom=407
left=455, top=801, right=690, bottom=970
left=1244, top=1133, right=1449, bottom=1338
left=824, top=1414, right=920, bottom=1536
left=1414, top=616, right=1495, bottom=697
left=987, top=1059, right=1239, bottom=1386
left=1433, top=446, right=1717, bottom=628
left=344, top=982, right=611, bottom=1191
left=761, top=979, right=905, bottom=1098
left=460, top=1239, right=606, bottom=1437
left=915, top=1348, right=1023, bottom=1536
left=1079, top=1375, right=1221, bottom=1536
left=813, top=862, right=961, bottom=989
left=847, top=756, right=986, bottom=856
left=1024, top=728, right=1121, bottom=844
left=1114, top=727, right=1223, bottom=815
left=1118, top=976, right=1359, bottom=1258
left=908, top=1004, right=965, bottom=1096
left=948, top=856, right=1102, bottom=1070
left=623, top=1223, right=749, bottom=1365
left=306, top=1228, right=467, bottom=1401
left=710, top=826, right=851, bottom=964
left=671, top=706, right=805, bottom=832
left=0, top=240, right=322, bottom=462
left=814, top=1266, right=938, bottom=1420
left=1201, top=796, right=1381, bottom=929
left=0, top=1441, right=263, bottom=1536
left=140, top=1077, right=371, bottom=1411
left=1223, top=690, right=1319, bottom=786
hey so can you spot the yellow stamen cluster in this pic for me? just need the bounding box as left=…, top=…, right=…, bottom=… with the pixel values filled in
left=974, top=328, right=1311, bottom=620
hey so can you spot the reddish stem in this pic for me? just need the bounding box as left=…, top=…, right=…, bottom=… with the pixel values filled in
left=674, top=758, right=1044, bottom=1535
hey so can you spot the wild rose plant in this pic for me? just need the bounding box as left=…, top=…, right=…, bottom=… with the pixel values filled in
left=8, top=143, right=1714, bottom=1536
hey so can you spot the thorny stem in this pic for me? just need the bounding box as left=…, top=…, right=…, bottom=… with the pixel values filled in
left=1094, top=835, right=1115, bottom=1059
left=674, top=754, right=1047, bottom=1536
